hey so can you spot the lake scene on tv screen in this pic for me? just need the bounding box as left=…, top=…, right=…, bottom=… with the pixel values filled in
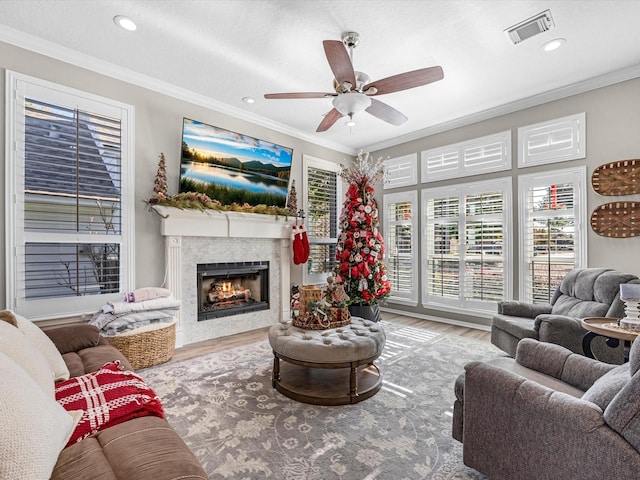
left=180, top=118, right=293, bottom=208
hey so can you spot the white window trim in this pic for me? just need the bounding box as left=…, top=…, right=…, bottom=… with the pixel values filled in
left=5, top=70, right=135, bottom=320
left=383, top=153, right=418, bottom=189
left=518, top=112, right=586, bottom=168
left=517, top=166, right=587, bottom=302
left=302, top=154, right=342, bottom=285
left=421, top=177, right=512, bottom=313
left=383, top=190, right=419, bottom=306
left=421, top=130, right=511, bottom=183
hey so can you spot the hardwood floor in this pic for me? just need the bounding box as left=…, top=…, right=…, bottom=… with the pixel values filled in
left=171, top=311, right=490, bottom=363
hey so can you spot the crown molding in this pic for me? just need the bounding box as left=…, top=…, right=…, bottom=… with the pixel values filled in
left=0, top=25, right=355, bottom=156
left=364, top=63, right=640, bottom=153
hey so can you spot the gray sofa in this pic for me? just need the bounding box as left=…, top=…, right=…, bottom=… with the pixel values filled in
left=491, top=267, right=639, bottom=364
left=453, top=338, right=640, bottom=479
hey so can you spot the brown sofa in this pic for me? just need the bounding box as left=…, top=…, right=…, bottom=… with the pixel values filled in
left=45, top=323, right=207, bottom=480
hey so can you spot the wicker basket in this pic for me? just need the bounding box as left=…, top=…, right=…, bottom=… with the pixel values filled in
left=107, top=322, right=176, bottom=370
left=298, top=285, right=323, bottom=315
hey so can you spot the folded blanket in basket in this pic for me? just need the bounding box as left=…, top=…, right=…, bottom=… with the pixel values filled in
left=106, top=296, right=180, bottom=315
left=124, top=287, right=171, bottom=303
left=91, top=310, right=176, bottom=336
left=55, top=361, right=164, bottom=447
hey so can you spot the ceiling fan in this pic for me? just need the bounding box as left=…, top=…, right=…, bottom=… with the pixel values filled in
left=264, top=32, right=444, bottom=132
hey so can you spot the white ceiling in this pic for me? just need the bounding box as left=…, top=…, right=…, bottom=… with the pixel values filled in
left=2, top=0, right=640, bottom=154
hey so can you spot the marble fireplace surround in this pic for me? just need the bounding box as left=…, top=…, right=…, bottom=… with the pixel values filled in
left=154, top=206, right=294, bottom=347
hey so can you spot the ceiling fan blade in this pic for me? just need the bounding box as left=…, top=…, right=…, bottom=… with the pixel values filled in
left=323, top=40, right=357, bottom=88
left=316, top=108, right=344, bottom=132
left=365, top=98, right=408, bottom=126
left=264, top=92, right=334, bottom=99
left=365, top=66, right=444, bottom=95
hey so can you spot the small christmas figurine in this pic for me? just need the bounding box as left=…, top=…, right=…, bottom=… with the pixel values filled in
left=325, top=273, right=350, bottom=307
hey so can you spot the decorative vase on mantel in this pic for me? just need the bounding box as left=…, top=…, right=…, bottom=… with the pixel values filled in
left=334, top=151, right=391, bottom=323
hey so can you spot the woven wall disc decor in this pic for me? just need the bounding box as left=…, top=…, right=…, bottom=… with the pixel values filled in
left=590, top=202, right=640, bottom=238
left=591, top=159, right=640, bottom=196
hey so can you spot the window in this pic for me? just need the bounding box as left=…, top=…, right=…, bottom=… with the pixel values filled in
left=383, top=153, right=418, bottom=189
left=5, top=72, right=134, bottom=319
left=421, top=131, right=511, bottom=182
left=383, top=191, right=418, bottom=305
left=422, top=178, right=512, bottom=313
left=302, top=155, right=342, bottom=284
left=518, top=167, right=587, bottom=303
left=518, top=113, right=586, bottom=168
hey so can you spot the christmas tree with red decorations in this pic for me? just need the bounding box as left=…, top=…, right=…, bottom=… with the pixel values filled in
left=334, top=151, right=391, bottom=305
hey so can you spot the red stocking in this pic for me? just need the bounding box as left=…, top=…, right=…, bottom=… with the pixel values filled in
left=299, top=225, right=310, bottom=263
left=292, top=226, right=304, bottom=265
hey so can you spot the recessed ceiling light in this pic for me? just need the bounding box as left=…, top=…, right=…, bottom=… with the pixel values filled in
left=113, top=15, right=137, bottom=32
left=242, top=96, right=255, bottom=104
left=542, top=38, right=566, bottom=52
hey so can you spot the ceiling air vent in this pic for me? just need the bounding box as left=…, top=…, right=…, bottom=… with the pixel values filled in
left=505, top=10, right=554, bottom=45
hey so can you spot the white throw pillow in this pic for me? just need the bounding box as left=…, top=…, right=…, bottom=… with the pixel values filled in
left=11, top=311, right=70, bottom=382
left=0, top=319, right=55, bottom=396
left=0, top=351, right=81, bottom=480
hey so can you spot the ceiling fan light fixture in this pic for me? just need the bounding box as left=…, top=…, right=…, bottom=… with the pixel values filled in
left=332, top=93, right=371, bottom=116
left=345, top=114, right=356, bottom=127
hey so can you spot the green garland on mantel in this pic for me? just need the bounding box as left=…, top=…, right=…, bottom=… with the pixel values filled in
left=147, top=194, right=295, bottom=219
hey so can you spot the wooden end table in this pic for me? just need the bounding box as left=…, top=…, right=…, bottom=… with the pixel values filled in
left=581, top=317, right=639, bottom=362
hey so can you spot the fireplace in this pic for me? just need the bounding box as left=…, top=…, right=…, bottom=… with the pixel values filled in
left=197, top=261, right=269, bottom=321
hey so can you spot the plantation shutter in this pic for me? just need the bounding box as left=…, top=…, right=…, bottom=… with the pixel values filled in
left=22, top=97, right=122, bottom=300
left=464, top=191, right=504, bottom=302
left=425, top=196, right=460, bottom=299
left=525, top=182, right=576, bottom=303
left=383, top=191, right=418, bottom=304
left=306, top=166, right=338, bottom=277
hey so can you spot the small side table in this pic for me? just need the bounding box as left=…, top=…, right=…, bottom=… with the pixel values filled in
left=581, top=317, right=639, bottom=362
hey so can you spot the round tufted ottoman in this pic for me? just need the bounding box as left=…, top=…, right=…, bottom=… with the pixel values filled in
left=268, top=317, right=386, bottom=405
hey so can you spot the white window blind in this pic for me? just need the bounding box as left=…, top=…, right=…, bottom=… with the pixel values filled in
left=421, top=131, right=511, bottom=182
left=6, top=72, right=133, bottom=319
left=383, top=191, right=418, bottom=305
left=422, top=178, right=511, bottom=312
left=303, top=155, right=342, bottom=284
left=383, top=153, right=418, bottom=189
left=518, top=167, right=587, bottom=303
left=518, top=113, right=586, bottom=167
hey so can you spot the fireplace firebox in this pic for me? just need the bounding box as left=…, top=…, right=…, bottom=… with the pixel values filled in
left=197, top=261, right=269, bottom=321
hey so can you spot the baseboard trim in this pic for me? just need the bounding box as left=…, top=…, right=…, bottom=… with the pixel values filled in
left=380, top=306, right=491, bottom=332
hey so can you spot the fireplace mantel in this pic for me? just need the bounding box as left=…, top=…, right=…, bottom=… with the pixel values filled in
left=153, top=205, right=294, bottom=239
left=153, top=206, right=294, bottom=346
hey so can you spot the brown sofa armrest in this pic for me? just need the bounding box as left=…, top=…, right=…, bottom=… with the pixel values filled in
left=41, top=324, right=102, bottom=354
left=497, top=300, right=552, bottom=318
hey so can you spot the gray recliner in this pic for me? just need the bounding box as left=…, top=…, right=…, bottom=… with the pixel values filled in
left=453, top=337, right=640, bottom=479
left=491, top=268, right=639, bottom=364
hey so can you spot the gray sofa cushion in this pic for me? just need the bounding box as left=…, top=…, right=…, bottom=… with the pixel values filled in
left=582, top=365, right=630, bottom=410
left=604, top=370, right=640, bottom=453
left=584, top=339, right=640, bottom=411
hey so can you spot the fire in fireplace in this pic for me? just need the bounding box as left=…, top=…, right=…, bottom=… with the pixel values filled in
left=197, top=261, right=269, bottom=321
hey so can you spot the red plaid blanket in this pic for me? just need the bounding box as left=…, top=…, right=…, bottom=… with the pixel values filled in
left=55, top=361, right=164, bottom=447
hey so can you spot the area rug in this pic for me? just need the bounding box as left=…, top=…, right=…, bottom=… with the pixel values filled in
left=140, top=321, right=502, bottom=479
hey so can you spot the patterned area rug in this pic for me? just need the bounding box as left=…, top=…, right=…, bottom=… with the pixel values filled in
left=140, top=321, right=502, bottom=479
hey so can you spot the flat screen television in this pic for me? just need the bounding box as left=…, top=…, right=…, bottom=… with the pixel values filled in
left=179, top=118, right=293, bottom=208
